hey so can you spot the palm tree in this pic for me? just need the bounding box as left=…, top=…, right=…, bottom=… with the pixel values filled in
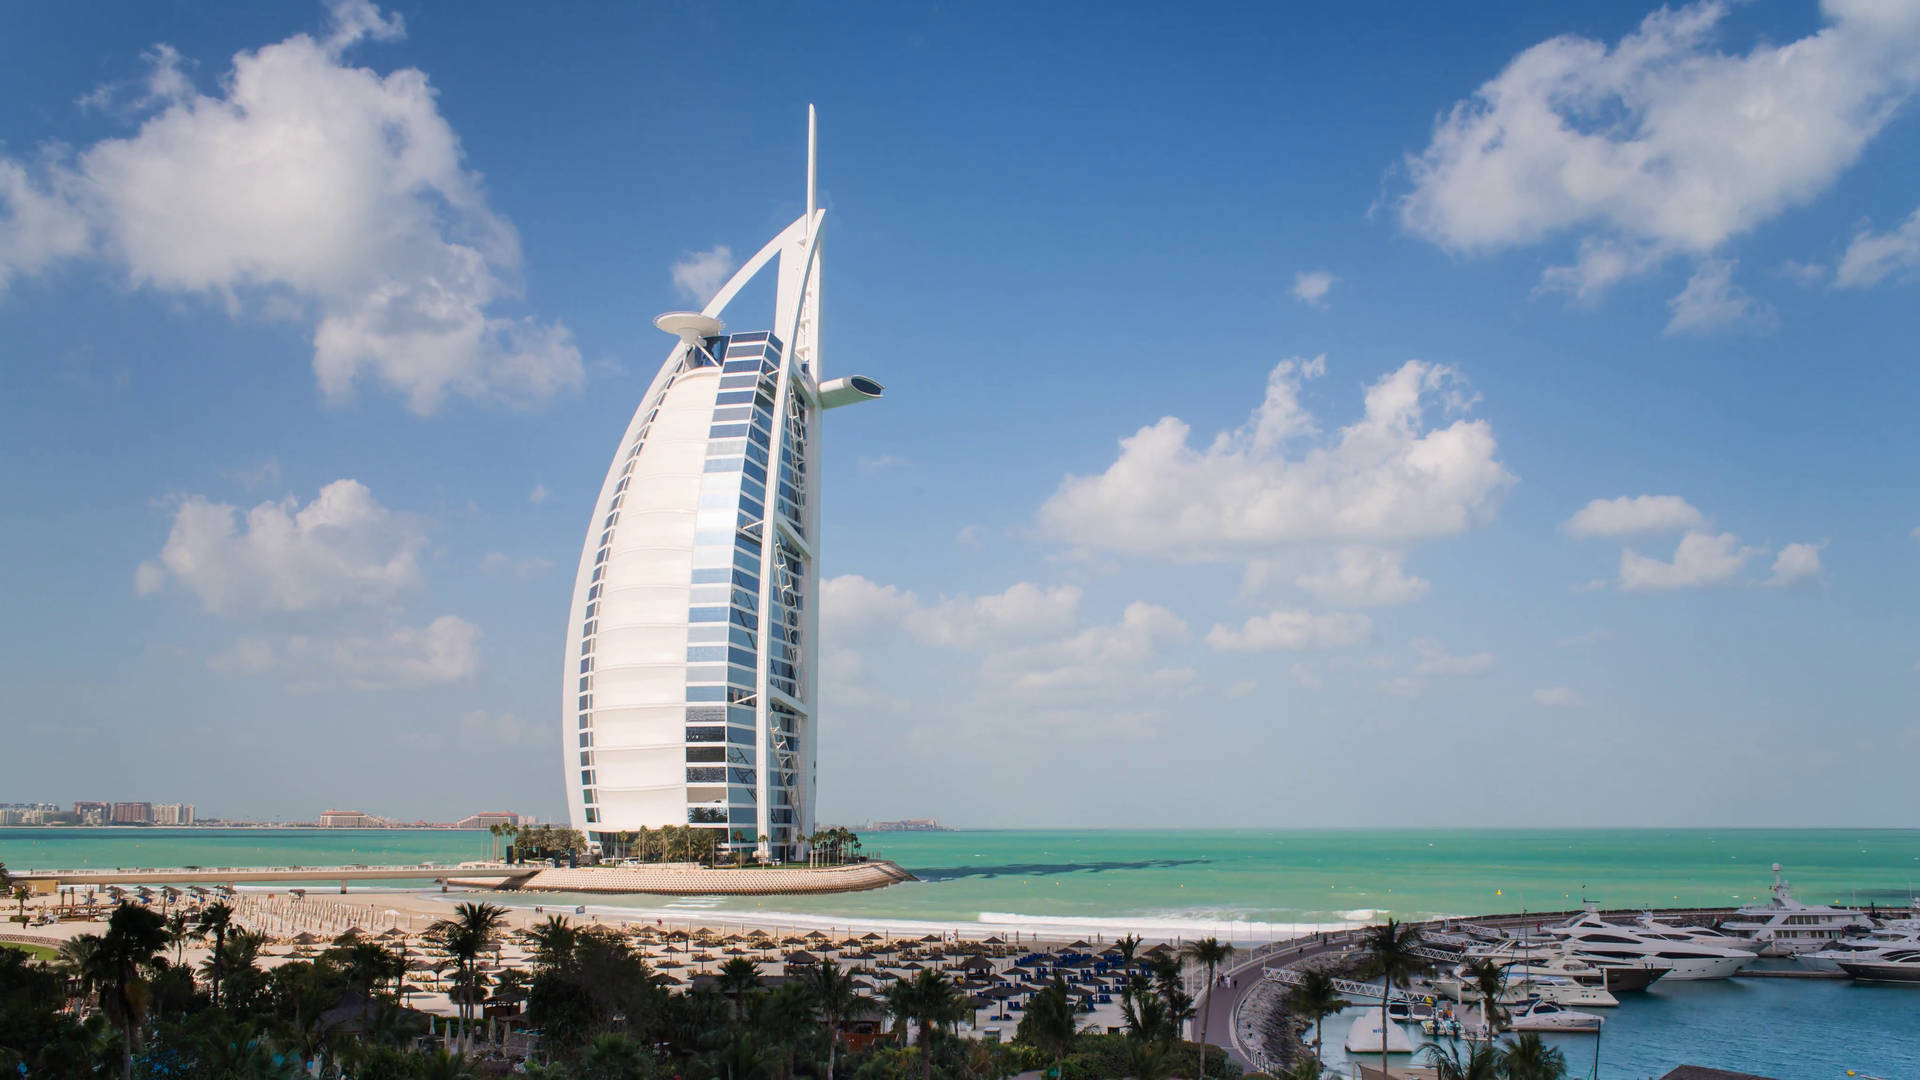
left=201, top=928, right=268, bottom=1012
left=194, top=900, right=235, bottom=1008
left=1420, top=1039, right=1500, bottom=1080
left=163, top=910, right=192, bottom=967
left=54, top=933, right=100, bottom=1010
left=10, top=885, right=27, bottom=923
left=754, top=980, right=819, bottom=1080
left=884, top=967, right=965, bottom=1080
left=425, top=901, right=507, bottom=1051
left=1463, top=957, right=1507, bottom=1032
left=810, top=958, right=862, bottom=1080
left=1182, top=936, right=1235, bottom=1078
left=1358, top=919, right=1428, bottom=1070
left=1495, top=1032, right=1569, bottom=1080
left=577, top=1032, right=650, bottom=1080
left=1018, top=973, right=1080, bottom=1079
left=89, top=903, right=170, bottom=1080
left=1286, top=969, right=1349, bottom=1070
left=718, top=956, right=762, bottom=1020
left=525, top=915, right=579, bottom=972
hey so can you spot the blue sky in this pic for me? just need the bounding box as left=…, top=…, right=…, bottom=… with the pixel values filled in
left=2, top=0, right=1917, bottom=827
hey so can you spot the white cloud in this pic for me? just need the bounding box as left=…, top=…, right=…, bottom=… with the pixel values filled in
left=137, top=479, right=425, bottom=615
left=221, top=459, right=283, bottom=492
left=0, top=3, right=581, bottom=413
left=955, top=524, right=984, bottom=550
left=0, top=160, right=91, bottom=288
left=1557, top=628, right=1612, bottom=648
left=1291, top=269, right=1338, bottom=307
left=1534, top=687, right=1585, bottom=707
left=1289, top=663, right=1324, bottom=690
left=1835, top=205, right=1920, bottom=287
left=208, top=616, right=480, bottom=691
left=1412, top=637, right=1496, bottom=676
left=984, top=602, right=1190, bottom=696
left=1223, top=679, right=1258, bottom=699
left=285, top=615, right=480, bottom=690
left=1379, top=676, right=1425, bottom=699
left=479, top=551, right=554, bottom=578
left=1535, top=238, right=1664, bottom=302
left=823, top=575, right=1196, bottom=738
left=1398, top=0, right=1920, bottom=299
left=1619, top=530, right=1760, bottom=590
left=1039, top=357, right=1513, bottom=560
left=857, top=454, right=905, bottom=473
left=1286, top=547, right=1431, bottom=607
left=1206, top=609, right=1373, bottom=653
left=671, top=245, right=735, bottom=305
left=821, top=574, right=1083, bottom=649
left=458, top=709, right=545, bottom=748
left=1665, top=259, right=1771, bottom=334
left=528, top=483, right=549, bottom=505
left=1766, top=541, right=1825, bottom=587
left=1564, top=495, right=1707, bottom=538
left=1778, top=258, right=1830, bottom=286
left=208, top=637, right=276, bottom=675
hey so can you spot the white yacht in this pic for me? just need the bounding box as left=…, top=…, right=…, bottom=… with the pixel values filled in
left=1633, top=913, right=1765, bottom=953
left=1504, top=998, right=1604, bottom=1033
left=1834, top=948, right=1920, bottom=983
left=1543, top=906, right=1754, bottom=980
left=1801, top=921, right=1920, bottom=973
left=1431, top=968, right=1616, bottom=1008
left=1458, top=939, right=1667, bottom=992
left=1343, top=1006, right=1415, bottom=1054
left=1715, top=864, right=1874, bottom=955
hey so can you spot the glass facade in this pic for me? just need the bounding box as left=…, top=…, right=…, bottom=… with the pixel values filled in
left=565, top=326, right=817, bottom=861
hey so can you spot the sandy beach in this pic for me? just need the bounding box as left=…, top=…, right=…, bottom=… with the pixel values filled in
left=3, top=884, right=1260, bottom=1040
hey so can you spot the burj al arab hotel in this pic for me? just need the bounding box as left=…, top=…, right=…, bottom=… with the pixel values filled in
left=562, top=109, right=881, bottom=861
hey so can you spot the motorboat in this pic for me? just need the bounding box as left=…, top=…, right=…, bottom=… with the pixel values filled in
left=1343, top=1006, right=1415, bottom=1054
left=1715, top=864, right=1874, bottom=956
left=1543, top=905, right=1754, bottom=980
left=1498, top=952, right=1666, bottom=994
left=1505, top=998, right=1604, bottom=1033
left=1633, top=913, right=1765, bottom=953
left=1431, top=967, right=1617, bottom=1008
left=1801, top=923, right=1920, bottom=973
left=1835, top=949, right=1920, bottom=983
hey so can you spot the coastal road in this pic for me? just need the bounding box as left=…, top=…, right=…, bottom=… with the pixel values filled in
left=1198, top=933, right=1358, bottom=1073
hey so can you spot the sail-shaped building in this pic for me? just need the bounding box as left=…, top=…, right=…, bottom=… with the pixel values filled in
left=561, top=109, right=880, bottom=861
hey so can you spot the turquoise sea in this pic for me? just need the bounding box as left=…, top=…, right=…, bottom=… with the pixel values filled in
left=4, top=827, right=1915, bottom=935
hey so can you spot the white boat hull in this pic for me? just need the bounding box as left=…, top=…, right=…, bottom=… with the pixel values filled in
left=1343, top=1008, right=1415, bottom=1054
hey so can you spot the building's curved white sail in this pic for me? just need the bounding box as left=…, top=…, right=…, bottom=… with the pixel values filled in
left=560, top=108, right=880, bottom=862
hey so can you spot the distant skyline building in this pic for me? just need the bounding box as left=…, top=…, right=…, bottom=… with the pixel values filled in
left=317, top=809, right=386, bottom=828
left=152, top=803, right=195, bottom=825
left=561, top=108, right=882, bottom=861
left=109, top=801, right=152, bottom=824
left=454, top=810, right=522, bottom=829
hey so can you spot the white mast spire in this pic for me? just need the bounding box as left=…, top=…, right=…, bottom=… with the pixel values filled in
left=806, top=103, right=817, bottom=231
